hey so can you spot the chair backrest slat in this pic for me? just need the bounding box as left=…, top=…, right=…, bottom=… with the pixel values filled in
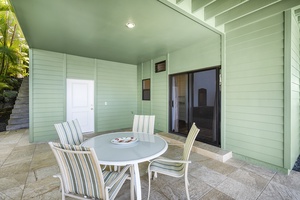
left=49, top=142, right=105, bottom=199
left=183, top=123, right=200, bottom=161
left=132, top=115, right=155, bottom=134
left=54, top=119, right=84, bottom=145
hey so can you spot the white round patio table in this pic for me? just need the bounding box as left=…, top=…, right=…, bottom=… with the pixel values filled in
left=81, top=132, right=168, bottom=200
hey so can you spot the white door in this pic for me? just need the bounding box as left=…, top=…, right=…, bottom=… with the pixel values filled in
left=67, top=79, right=94, bottom=133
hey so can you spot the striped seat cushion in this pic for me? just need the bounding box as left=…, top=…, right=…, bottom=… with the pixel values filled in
left=103, top=170, right=129, bottom=199
left=150, top=159, right=185, bottom=178
left=52, top=143, right=129, bottom=199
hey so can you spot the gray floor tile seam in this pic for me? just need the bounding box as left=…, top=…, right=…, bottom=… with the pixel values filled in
left=0, top=133, right=22, bottom=168
left=19, top=131, right=36, bottom=200
left=210, top=170, right=238, bottom=199
left=254, top=171, right=278, bottom=200
left=198, top=184, right=221, bottom=199
left=202, top=160, right=273, bottom=200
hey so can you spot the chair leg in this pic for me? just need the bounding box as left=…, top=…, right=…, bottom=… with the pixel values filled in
left=185, top=178, right=190, bottom=200
left=54, top=175, right=65, bottom=200
left=184, top=168, right=190, bottom=200
left=154, top=171, right=157, bottom=179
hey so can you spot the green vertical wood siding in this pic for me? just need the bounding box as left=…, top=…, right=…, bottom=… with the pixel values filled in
left=30, top=49, right=137, bottom=142
left=225, top=14, right=285, bottom=167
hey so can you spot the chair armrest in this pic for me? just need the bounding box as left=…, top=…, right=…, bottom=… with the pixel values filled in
left=167, top=142, right=184, bottom=146
left=53, top=174, right=62, bottom=180
left=105, top=165, right=131, bottom=189
left=150, top=158, right=191, bottom=164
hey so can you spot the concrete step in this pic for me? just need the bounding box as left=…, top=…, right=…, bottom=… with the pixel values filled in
left=158, top=132, right=232, bottom=163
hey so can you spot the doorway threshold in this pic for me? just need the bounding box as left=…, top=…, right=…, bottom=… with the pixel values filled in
left=157, top=132, right=232, bottom=163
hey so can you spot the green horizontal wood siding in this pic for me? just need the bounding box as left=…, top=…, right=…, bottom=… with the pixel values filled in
left=66, top=55, right=96, bottom=80
left=137, top=35, right=221, bottom=132
left=284, top=10, right=300, bottom=170
left=141, top=61, right=152, bottom=114
left=95, top=60, right=137, bottom=132
left=225, top=14, right=285, bottom=167
left=30, top=49, right=66, bottom=142
left=137, top=63, right=142, bottom=114
left=169, top=34, right=221, bottom=74
left=30, top=49, right=137, bottom=142
left=152, top=57, right=168, bottom=132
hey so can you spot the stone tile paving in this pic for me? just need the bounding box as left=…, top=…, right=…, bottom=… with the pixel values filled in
left=1, top=129, right=300, bottom=200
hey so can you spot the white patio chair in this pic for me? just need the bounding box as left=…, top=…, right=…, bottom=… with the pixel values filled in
left=147, top=123, right=200, bottom=200
left=54, top=119, right=83, bottom=145
left=132, top=115, right=155, bottom=134
left=54, top=119, right=114, bottom=171
left=49, top=142, right=134, bottom=200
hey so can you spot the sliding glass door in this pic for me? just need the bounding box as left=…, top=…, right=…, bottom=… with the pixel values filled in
left=170, top=67, right=221, bottom=147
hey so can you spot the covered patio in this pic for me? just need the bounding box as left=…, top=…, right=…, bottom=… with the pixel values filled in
left=1, top=129, right=300, bottom=199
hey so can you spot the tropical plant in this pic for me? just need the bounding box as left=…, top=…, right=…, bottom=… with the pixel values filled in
left=0, top=0, right=28, bottom=91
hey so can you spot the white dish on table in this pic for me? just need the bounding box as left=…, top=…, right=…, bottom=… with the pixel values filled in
left=111, top=136, right=138, bottom=145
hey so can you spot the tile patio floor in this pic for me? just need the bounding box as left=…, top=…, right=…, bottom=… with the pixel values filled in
left=1, top=129, right=300, bottom=200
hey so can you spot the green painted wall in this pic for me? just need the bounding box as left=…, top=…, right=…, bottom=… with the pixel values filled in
left=169, top=34, right=221, bottom=74
left=95, top=59, right=137, bottom=131
left=30, top=49, right=137, bottom=142
left=284, top=10, right=300, bottom=170
left=225, top=13, right=286, bottom=168
left=141, top=61, right=152, bottom=115
left=29, top=49, right=66, bottom=142
left=66, top=55, right=96, bottom=80
left=152, top=56, right=168, bottom=132
left=137, top=36, right=221, bottom=132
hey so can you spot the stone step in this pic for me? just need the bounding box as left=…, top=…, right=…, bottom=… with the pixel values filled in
left=10, top=111, right=29, bottom=118
left=6, top=123, right=29, bottom=131
left=8, top=117, right=29, bottom=125
left=13, top=104, right=29, bottom=109
left=15, top=98, right=29, bottom=104
left=11, top=106, right=29, bottom=114
left=6, top=77, right=29, bottom=131
left=158, top=132, right=232, bottom=163
left=18, top=90, right=29, bottom=97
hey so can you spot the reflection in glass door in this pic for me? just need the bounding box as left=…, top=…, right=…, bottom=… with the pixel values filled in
left=171, top=74, right=188, bottom=134
left=170, top=68, right=220, bottom=147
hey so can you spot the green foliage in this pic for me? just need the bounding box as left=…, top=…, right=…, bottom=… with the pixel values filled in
left=0, top=81, right=11, bottom=91
left=0, top=0, right=28, bottom=92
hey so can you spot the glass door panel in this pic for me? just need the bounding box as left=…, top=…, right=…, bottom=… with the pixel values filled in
left=192, top=69, right=220, bottom=146
left=170, top=68, right=220, bottom=147
left=171, top=74, right=188, bottom=135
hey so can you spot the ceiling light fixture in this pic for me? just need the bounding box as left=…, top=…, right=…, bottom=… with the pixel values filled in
left=126, top=22, right=135, bottom=29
